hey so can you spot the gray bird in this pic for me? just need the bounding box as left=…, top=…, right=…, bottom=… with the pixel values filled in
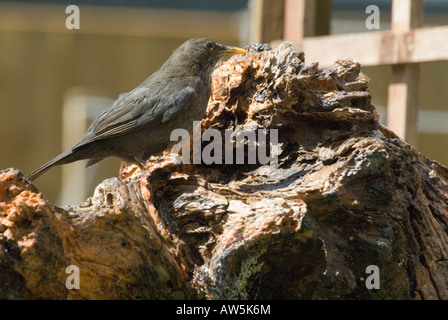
left=27, top=38, right=246, bottom=181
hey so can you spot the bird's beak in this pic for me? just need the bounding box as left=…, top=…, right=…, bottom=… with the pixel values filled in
left=221, top=46, right=246, bottom=56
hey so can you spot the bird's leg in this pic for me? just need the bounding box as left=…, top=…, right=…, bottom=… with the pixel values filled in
left=134, top=156, right=147, bottom=169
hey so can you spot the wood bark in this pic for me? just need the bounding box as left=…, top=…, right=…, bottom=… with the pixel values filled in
left=1, top=42, right=448, bottom=299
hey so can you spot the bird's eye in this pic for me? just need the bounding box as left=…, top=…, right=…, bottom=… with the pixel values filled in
left=205, top=41, right=214, bottom=51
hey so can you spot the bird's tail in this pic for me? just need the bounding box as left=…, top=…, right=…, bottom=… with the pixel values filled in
left=26, top=148, right=78, bottom=181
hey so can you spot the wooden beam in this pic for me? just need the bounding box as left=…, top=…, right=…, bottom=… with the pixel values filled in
left=271, top=25, right=448, bottom=69
left=387, top=0, right=423, bottom=146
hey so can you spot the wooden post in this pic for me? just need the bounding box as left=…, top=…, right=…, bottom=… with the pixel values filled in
left=283, top=0, right=332, bottom=51
left=387, top=0, right=423, bottom=146
left=250, top=0, right=332, bottom=45
left=248, top=0, right=285, bottom=43
left=284, top=0, right=317, bottom=41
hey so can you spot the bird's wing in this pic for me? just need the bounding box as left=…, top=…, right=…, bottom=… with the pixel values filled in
left=74, top=86, right=196, bottom=148
left=161, top=87, right=197, bottom=124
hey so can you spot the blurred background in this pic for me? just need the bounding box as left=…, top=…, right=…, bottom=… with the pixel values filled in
left=1, top=0, right=447, bottom=206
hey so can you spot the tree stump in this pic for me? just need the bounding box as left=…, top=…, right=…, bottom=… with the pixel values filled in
left=1, top=42, right=447, bottom=299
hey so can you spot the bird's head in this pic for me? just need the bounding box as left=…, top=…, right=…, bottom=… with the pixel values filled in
left=168, top=38, right=246, bottom=74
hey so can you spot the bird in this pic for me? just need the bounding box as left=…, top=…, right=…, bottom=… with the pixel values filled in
left=26, top=38, right=246, bottom=181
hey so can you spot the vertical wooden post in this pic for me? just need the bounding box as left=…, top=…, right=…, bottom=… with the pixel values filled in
left=284, top=0, right=317, bottom=41
left=248, top=0, right=285, bottom=43
left=250, top=0, right=332, bottom=45
left=387, top=0, right=423, bottom=146
left=283, top=0, right=332, bottom=44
